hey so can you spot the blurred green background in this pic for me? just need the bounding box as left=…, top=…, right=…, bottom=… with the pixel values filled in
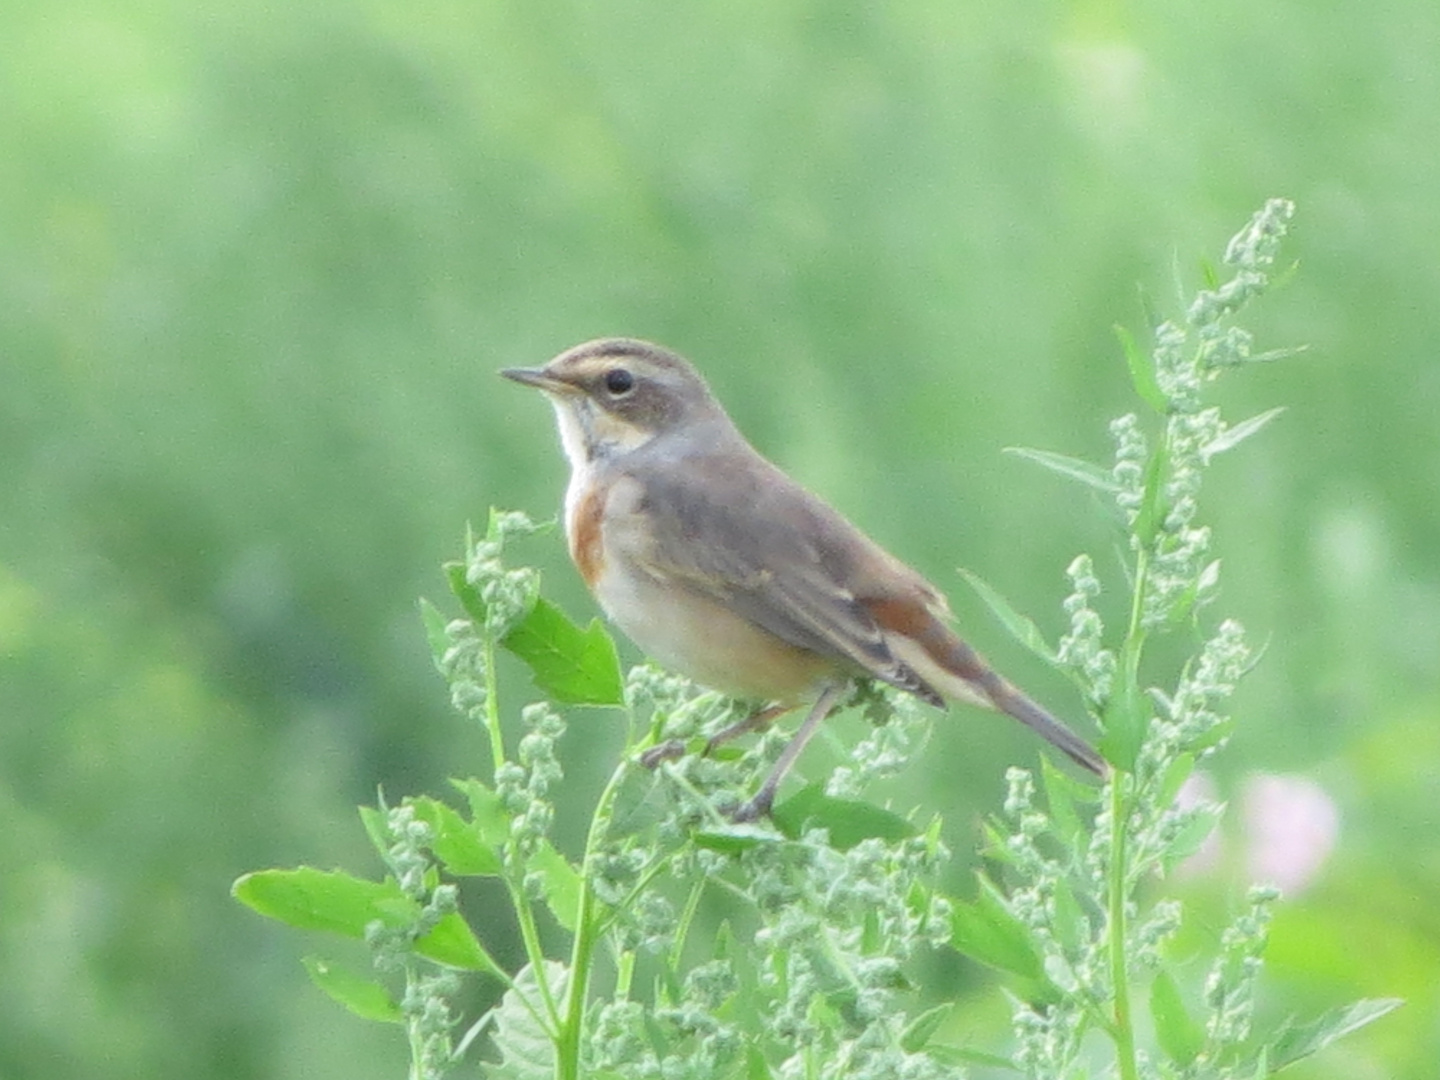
left=3, top=0, right=1437, bottom=1077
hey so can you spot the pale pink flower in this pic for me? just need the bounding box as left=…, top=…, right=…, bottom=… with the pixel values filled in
left=1240, top=773, right=1340, bottom=895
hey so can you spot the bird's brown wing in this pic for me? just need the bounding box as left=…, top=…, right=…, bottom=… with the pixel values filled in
left=617, top=450, right=944, bottom=703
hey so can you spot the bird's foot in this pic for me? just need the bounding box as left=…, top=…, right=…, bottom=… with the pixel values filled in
left=727, top=790, right=774, bottom=823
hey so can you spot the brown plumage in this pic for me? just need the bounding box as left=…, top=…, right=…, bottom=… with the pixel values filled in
left=503, top=338, right=1106, bottom=818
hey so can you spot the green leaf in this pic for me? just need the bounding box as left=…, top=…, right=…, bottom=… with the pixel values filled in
left=949, top=875, right=1043, bottom=980
left=408, top=795, right=502, bottom=876
left=232, top=868, right=417, bottom=938
left=1154, top=752, right=1197, bottom=812
left=1049, top=875, right=1087, bottom=955
left=1161, top=805, right=1223, bottom=872
left=445, top=559, right=489, bottom=625
left=529, top=840, right=582, bottom=932
left=1040, top=757, right=1095, bottom=845
left=900, top=1003, right=953, bottom=1053
left=451, top=777, right=513, bottom=848
left=771, top=783, right=915, bottom=849
left=302, top=956, right=403, bottom=1024
left=415, top=910, right=504, bottom=975
left=692, top=823, right=783, bottom=855
left=1150, top=968, right=1204, bottom=1066
left=1168, top=559, right=1222, bottom=624
left=1247, top=343, right=1309, bottom=365
left=502, top=596, right=624, bottom=706
left=1004, top=446, right=1121, bottom=494
left=1132, top=441, right=1170, bottom=547
left=955, top=568, right=1057, bottom=665
left=1117, top=323, right=1169, bottom=413
left=485, top=962, right=566, bottom=1080
left=1266, top=998, right=1404, bottom=1072
left=419, top=597, right=452, bottom=671
left=926, top=1044, right=1020, bottom=1071
left=1098, top=658, right=1148, bottom=772
left=1202, top=406, right=1286, bottom=460
left=359, top=803, right=393, bottom=859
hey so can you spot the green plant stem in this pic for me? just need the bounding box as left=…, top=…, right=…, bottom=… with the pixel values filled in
left=1107, top=774, right=1139, bottom=1080
left=482, top=626, right=561, bottom=1040
left=508, top=871, right=562, bottom=1032
left=556, top=754, right=631, bottom=1080
left=1107, top=527, right=1154, bottom=1080
left=482, top=635, right=507, bottom=773
left=613, top=949, right=636, bottom=999
left=404, top=959, right=426, bottom=1080
left=668, top=875, right=707, bottom=972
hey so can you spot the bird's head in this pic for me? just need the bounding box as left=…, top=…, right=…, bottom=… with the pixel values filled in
left=502, top=338, right=724, bottom=466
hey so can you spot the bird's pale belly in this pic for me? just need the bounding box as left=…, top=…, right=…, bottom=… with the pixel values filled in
left=565, top=461, right=835, bottom=702
left=592, top=557, right=835, bottom=703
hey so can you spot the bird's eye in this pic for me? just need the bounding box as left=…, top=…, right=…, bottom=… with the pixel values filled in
left=603, top=368, right=635, bottom=396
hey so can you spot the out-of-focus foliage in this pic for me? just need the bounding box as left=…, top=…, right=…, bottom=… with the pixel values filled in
left=1, top=2, right=1435, bottom=1078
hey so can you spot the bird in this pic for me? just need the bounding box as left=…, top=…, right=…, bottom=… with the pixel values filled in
left=501, top=338, right=1106, bottom=820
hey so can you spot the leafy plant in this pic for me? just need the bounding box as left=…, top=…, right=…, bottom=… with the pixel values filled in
left=234, top=201, right=1398, bottom=1079
left=958, top=198, right=1399, bottom=1079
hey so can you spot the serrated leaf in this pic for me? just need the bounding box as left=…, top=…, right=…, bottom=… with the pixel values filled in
left=408, top=795, right=503, bottom=876
left=1004, top=446, right=1122, bottom=494
left=502, top=596, right=624, bottom=706
left=1202, top=407, right=1286, bottom=461
left=302, top=956, right=403, bottom=1024
left=955, top=568, right=1057, bottom=665
left=1150, top=969, right=1203, bottom=1066
left=416, top=910, right=504, bottom=975
left=771, top=783, right=915, bottom=849
left=1266, top=998, right=1404, bottom=1072
left=1117, top=323, right=1169, bottom=413
left=529, top=840, right=582, bottom=932
left=451, top=778, right=512, bottom=848
left=484, top=962, right=566, bottom=1080
left=949, top=875, right=1043, bottom=979
left=232, top=868, right=417, bottom=938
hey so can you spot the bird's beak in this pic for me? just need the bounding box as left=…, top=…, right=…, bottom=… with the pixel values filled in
left=499, top=366, right=578, bottom=395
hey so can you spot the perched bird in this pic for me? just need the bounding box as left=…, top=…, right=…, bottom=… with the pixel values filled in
left=502, top=338, right=1105, bottom=819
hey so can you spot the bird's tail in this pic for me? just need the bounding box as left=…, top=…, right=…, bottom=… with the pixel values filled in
left=868, top=596, right=1109, bottom=777
left=981, top=672, right=1108, bottom=777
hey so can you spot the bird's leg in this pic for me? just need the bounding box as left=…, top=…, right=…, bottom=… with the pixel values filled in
left=703, top=702, right=794, bottom=752
left=731, top=682, right=847, bottom=822
left=639, top=701, right=794, bottom=769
